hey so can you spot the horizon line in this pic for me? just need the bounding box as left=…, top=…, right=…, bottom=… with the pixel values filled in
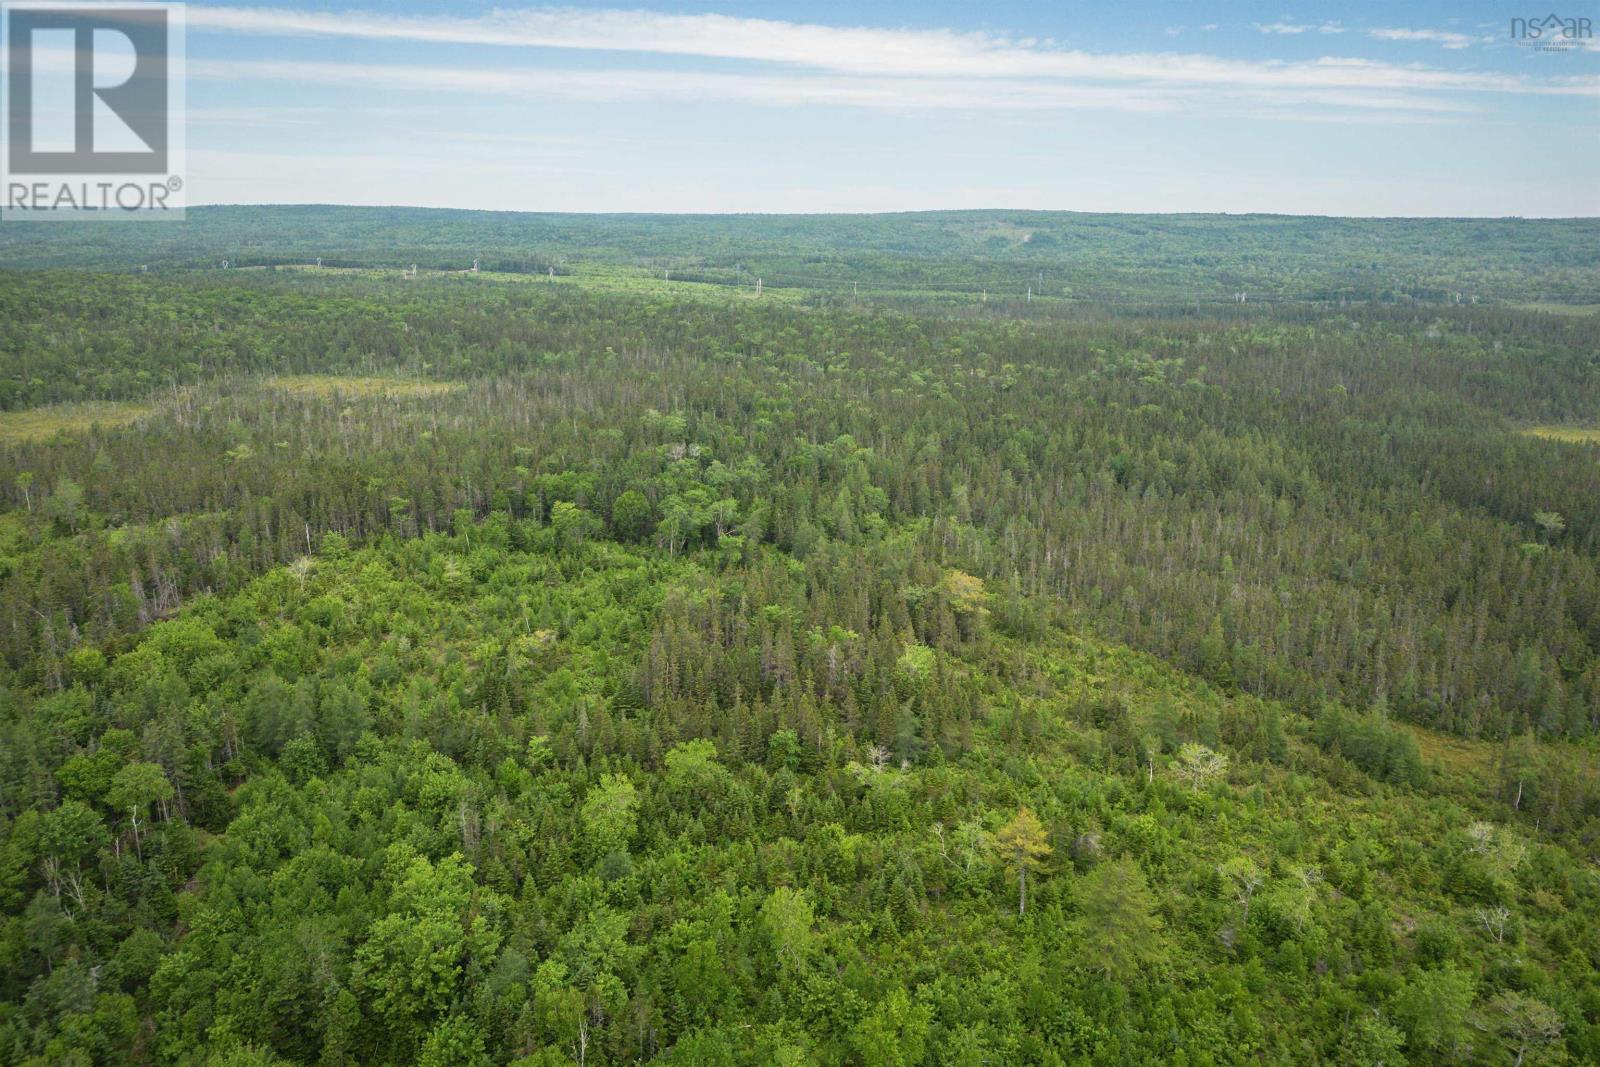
left=179, top=202, right=1600, bottom=222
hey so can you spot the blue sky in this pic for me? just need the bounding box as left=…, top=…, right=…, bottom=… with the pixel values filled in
left=166, top=1, right=1600, bottom=214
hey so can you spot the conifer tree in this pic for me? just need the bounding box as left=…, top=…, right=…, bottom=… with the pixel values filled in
left=994, top=806, right=1051, bottom=915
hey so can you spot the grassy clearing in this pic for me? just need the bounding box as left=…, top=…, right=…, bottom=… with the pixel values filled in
left=1522, top=425, right=1600, bottom=445
left=0, top=400, right=152, bottom=443
left=257, top=261, right=812, bottom=304
left=265, top=375, right=464, bottom=399
left=1509, top=302, right=1600, bottom=317
left=1403, top=723, right=1498, bottom=794
left=518, top=263, right=812, bottom=304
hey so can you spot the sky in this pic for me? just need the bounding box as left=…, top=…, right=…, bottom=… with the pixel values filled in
left=63, top=1, right=1600, bottom=214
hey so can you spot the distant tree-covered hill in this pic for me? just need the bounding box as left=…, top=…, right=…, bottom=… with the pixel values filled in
left=2, top=205, right=1596, bottom=304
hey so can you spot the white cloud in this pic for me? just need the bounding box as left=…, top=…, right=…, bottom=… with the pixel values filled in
left=187, top=55, right=1523, bottom=121
left=1369, top=27, right=1476, bottom=50
left=187, top=8, right=1598, bottom=93
left=146, top=7, right=1599, bottom=215
left=186, top=5, right=1124, bottom=78
left=175, top=5, right=1599, bottom=124
left=188, top=106, right=328, bottom=129
left=1255, top=21, right=1346, bottom=36
left=186, top=58, right=1180, bottom=112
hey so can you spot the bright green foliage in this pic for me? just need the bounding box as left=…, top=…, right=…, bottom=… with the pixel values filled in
left=663, top=740, right=732, bottom=807
left=581, top=773, right=639, bottom=858
left=417, top=1015, right=492, bottom=1067
left=852, top=987, right=932, bottom=1067
left=1394, top=964, right=1475, bottom=1058
left=0, top=523, right=1594, bottom=1063
left=40, top=800, right=106, bottom=872
left=1338, top=1011, right=1407, bottom=1067
left=354, top=850, right=505, bottom=1038
left=1218, top=855, right=1266, bottom=925
left=1485, top=992, right=1564, bottom=1067
left=1170, top=742, right=1229, bottom=791
left=0, top=231, right=1597, bottom=1065
left=611, top=489, right=654, bottom=543
left=106, top=761, right=173, bottom=848
left=760, top=886, right=815, bottom=977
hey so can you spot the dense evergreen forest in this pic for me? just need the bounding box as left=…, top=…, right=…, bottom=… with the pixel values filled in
left=1, top=209, right=1598, bottom=1065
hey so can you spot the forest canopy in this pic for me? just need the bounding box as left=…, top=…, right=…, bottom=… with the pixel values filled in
left=0, top=208, right=1597, bottom=1065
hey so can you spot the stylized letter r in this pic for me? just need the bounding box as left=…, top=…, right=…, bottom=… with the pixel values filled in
left=7, top=6, right=168, bottom=175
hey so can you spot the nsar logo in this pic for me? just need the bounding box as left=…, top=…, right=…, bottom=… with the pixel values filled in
left=1510, top=12, right=1594, bottom=51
